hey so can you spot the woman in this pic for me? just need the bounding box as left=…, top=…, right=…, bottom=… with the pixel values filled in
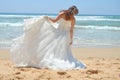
left=10, top=6, right=86, bottom=70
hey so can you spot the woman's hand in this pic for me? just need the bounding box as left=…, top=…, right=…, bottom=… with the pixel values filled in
left=69, top=41, right=72, bottom=45
left=44, top=16, right=49, bottom=19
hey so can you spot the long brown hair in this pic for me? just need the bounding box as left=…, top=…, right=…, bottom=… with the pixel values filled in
left=60, top=6, right=79, bottom=20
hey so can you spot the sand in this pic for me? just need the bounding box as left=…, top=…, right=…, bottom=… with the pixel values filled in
left=0, top=47, right=120, bottom=80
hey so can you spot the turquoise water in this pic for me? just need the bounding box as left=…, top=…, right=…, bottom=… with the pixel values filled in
left=0, top=13, right=120, bottom=48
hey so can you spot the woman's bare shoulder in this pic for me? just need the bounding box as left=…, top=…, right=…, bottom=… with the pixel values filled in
left=58, top=11, right=66, bottom=15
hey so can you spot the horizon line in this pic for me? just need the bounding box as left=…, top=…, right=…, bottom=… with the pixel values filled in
left=0, top=12, right=120, bottom=16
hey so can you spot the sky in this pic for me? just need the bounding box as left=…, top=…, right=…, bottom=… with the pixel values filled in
left=0, top=0, right=120, bottom=15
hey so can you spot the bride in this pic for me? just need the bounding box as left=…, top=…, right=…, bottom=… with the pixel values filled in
left=10, top=6, right=86, bottom=70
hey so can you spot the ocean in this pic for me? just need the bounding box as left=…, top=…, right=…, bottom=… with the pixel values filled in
left=0, top=13, right=120, bottom=48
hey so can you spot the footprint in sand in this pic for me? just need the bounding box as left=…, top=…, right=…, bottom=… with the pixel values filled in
left=116, top=58, right=120, bottom=60
left=14, top=72, right=21, bottom=75
left=66, top=75, right=71, bottom=78
left=118, top=68, right=120, bottom=69
left=57, top=72, right=67, bottom=75
left=15, top=76, right=23, bottom=79
left=113, top=62, right=120, bottom=64
left=18, top=68, right=30, bottom=72
left=86, top=69, right=102, bottom=75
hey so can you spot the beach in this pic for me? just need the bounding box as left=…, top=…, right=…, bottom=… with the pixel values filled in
left=0, top=47, right=120, bottom=80
left=0, top=13, right=120, bottom=80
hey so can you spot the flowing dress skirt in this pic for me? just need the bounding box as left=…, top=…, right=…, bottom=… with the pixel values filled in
left=10, top=16, right=86, bottom=70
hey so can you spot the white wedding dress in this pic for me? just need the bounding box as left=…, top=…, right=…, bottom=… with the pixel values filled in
left=10, top=16, right=86, bottom=70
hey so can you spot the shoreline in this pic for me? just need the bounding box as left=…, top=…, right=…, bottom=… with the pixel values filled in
left=0, top=47, right=120, bottom=59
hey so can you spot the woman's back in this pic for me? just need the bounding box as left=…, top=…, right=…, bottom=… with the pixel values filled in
left=57, top=18, right=71, bottom=31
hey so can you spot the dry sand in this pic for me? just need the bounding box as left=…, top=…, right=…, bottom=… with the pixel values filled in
left=0, top=47, right=120, bottom=80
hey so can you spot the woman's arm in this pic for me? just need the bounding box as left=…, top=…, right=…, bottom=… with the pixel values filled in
left=69, top=18, right=75, bottom=45
left=48, top=12, right=64, bottom=23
